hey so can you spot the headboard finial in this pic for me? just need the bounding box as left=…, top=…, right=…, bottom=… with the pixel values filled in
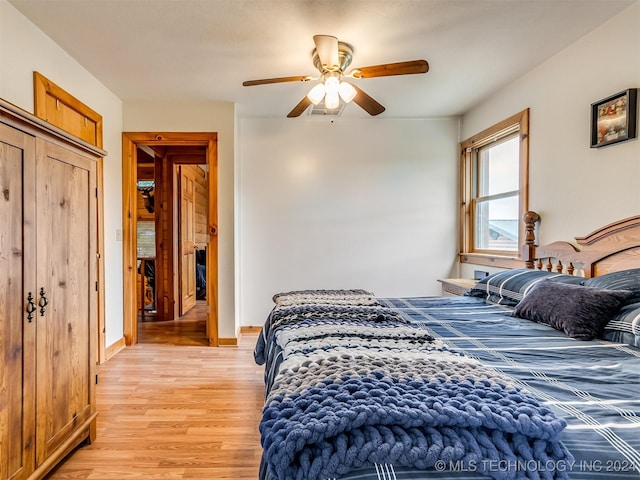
left=523, top=211, right=540, bottom=224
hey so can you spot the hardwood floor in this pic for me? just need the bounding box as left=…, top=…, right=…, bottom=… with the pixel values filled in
left=47, top=313, right=265, bottom=479
left=137, top=300, right=209, bottom=346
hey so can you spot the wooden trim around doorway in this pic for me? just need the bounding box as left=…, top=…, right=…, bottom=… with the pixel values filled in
left=122, top=132, right=219, bottom=346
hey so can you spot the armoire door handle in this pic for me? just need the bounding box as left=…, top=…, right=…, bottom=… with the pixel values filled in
left=26, top=292, right=36, bottom=322
left=39, top=287, right=49, bottom=316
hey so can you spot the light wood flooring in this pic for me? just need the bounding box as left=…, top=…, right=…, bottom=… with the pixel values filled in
left=137, top=301, right=209, bottom=346
left=46, top=305, right=265, bottom=479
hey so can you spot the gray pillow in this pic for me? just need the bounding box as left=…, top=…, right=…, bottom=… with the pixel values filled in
left=512, top=281, right=633, bottom=340
left=603, top=301, right=640, bottom=349
left=582, top=268, right=640, bottom=305
left=467, top=268, right=584, bottom=306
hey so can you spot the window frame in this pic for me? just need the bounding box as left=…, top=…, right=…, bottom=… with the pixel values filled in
left=459, top=109, right=529, bottom=269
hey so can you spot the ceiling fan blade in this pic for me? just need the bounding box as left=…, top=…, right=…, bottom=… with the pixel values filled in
left=313, top=35, right=339, bottom=70
left=350, top=60, right=429, bottom=79
left=351, top=84, right=385, bottom=116
left=243, top=75, right=311, bottom=87
left=287, top=96, right=313, bottom=118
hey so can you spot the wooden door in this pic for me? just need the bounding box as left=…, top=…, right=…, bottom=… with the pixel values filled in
left=0, top=124, right=36, bottom=480
left=34, top=139, right=97, bottom=465
left=179, top=166, right=196, bottom=315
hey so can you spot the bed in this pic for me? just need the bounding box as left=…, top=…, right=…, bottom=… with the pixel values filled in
left=254, top=213, right=640, bottom=480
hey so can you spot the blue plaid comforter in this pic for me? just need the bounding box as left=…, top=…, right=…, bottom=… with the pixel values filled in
left=253, top=292, right=640, bottom=480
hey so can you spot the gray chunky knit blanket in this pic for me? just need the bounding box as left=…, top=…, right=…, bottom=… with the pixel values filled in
left=257, top=290, right=572, bottom=480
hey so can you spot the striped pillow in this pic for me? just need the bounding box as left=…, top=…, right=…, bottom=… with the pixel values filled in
left=467, top=268, right=584, bottom=306
left=583, top=268, right=640, bottom=305
left=603, top=302, right=640, bottom=348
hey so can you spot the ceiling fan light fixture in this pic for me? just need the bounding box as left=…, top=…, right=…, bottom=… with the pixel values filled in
left=307, top=83, right=326, bottom=105
left=338, top=81, right=357, bottom=103
left=324, top=76, right=340, bottom=94
left=324, top=75, right=341, bottom=108
left=243, top=34, right=429, bottom=118
left=325, top=91, right=340, bottom=109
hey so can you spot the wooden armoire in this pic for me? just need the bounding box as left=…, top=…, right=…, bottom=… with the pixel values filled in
left=0, top=99, right=105, bottom=480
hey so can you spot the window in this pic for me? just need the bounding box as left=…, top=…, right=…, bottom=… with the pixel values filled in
left=136, top=221, right=156, bottom=258
left=460, top=109, right=529, bottom=268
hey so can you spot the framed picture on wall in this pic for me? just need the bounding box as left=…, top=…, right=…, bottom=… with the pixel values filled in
left=591, top=88, right=638, bottom=148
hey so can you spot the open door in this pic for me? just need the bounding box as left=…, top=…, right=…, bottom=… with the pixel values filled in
left=122, top=132, right=218, bottom=346
left=179, top=166, right=197, bottom=315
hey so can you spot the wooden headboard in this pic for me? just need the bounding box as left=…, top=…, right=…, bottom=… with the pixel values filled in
left=523, top=212, right=640, bottom=278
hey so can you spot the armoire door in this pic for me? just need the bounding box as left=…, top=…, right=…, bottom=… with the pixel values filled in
left=0, top=123, right=36, bottom=480
left=34, top=138, right=97, bottom=465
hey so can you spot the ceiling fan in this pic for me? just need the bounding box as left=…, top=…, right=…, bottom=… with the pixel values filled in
left=242, top=35, right=429, bottom=118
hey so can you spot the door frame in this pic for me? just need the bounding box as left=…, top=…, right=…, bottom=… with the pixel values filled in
left=122, top=132, right=218, bottom=346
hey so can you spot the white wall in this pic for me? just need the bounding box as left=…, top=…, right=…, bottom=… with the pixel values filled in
left=461, top=0, right=640, bottom=279
left=123, top=100, right=236, bottom=338
left=0, top=0, right=125, bottom=347
left=238, top=117, right=459, bottom=326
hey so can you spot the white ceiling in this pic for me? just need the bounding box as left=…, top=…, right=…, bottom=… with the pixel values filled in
left=9, top=0, right=635, bottom=119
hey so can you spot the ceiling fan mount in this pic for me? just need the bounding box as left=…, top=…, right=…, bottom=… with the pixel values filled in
left=242, top=35, right=429, bottom=118
left=312, top=40, right=354, bottom=75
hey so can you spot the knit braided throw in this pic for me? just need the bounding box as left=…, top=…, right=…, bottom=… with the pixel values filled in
left=261, top=341, right=571, bottom=480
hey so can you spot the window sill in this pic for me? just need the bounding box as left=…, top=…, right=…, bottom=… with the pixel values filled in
left=459, top=253, right=525, bottom=269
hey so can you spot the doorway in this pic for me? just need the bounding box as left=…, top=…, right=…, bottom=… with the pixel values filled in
left=122, top=132, right=218, bottom=346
